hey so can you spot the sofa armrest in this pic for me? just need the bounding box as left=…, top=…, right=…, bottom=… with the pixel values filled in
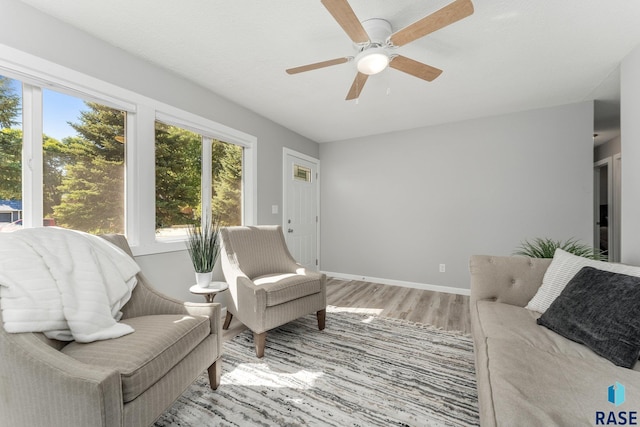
left=0, top=328, right=123, bottom=427
left=229, top=276, right=267, bottom=332
left=120, top=272, right=205, bottom=315
left=184, top=302, right=222, bottom=352
left=469, top=255, right=552, bottom=308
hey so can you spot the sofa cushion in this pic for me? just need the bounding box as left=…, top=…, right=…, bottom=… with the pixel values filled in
left=476, top=300, right=640, bottom=426
left=475, top=300, right=620, bottom=364
left=526, top=248, right=640, bottom=314
left=254, top=273, right=322, bottom=307
left=485, top=338, right=640, bottom=426
left=61, top=314, right=210, bottom=402
left=538, top=266, right=640, bottom=368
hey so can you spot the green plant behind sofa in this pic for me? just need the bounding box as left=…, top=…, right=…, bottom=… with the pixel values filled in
left=514, top=237, right=607, bottom=261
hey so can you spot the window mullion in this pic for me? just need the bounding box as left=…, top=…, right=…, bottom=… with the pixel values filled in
left=21, top=83, right=43, bottom=228
left=202, top=137, right=213, bottom=226
left=127, top=106, right=156, bottom=247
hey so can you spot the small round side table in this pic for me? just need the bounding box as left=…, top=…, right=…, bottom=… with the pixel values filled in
left=189, top=281, right=229, bottom=303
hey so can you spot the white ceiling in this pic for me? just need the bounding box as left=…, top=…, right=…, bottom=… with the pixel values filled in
left=18, top=0, right=640, bottom=143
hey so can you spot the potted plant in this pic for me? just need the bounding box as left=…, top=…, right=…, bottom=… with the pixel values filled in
left=186, top=216, right=221, bottom=288
left=514, top=237, right=607, bottom=260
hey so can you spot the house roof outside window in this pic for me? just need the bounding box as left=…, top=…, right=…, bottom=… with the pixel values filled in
left=0, top=200, right=22, bottom=212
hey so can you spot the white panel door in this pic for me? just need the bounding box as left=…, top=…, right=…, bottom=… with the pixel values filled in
left=284, top=151, right=319, bottom=270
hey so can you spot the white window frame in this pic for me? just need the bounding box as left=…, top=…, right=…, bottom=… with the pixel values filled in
left=0, top=44, right=257, bottom=256
left=20, top=83, right=43, bottom=229
left=152, top=113, right=252, bottom=246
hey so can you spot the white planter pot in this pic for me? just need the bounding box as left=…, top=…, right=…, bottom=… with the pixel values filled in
left=195, top=271, right=213, bottom=288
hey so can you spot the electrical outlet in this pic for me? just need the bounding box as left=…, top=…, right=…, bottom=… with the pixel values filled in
left=439, top=264, right=446, bottom=273
left=271, top=205, right=278, bottom=214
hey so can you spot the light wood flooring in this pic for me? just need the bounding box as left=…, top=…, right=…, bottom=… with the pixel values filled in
left=222, top=277, right=471, bottom=342
left=325, top=278, right=471, bottom=333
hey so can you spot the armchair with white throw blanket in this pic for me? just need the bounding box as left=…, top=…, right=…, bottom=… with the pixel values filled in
left=0, top=229, right=222, bottom=427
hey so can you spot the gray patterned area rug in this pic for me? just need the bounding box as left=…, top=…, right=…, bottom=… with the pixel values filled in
left=155, top=307, right=479, bottom=427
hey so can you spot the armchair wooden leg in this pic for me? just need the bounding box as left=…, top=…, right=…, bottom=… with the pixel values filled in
left=254, top=332, right=266, bottom=358
left=223, top=311, right=233, bottom=330
left=207, top=360, right=221, bottom=390
left=317, top=309, right=326, bottom=331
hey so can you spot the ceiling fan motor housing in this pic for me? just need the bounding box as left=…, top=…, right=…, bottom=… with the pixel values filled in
left=360, top=18, right=392, bottom=47
left=355, top=19, right=393, bottom=75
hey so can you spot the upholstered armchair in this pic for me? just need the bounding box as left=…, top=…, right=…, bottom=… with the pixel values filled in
left=0, top=234, right=222, bottom=427
left=220, top=225, right=326, bottom=358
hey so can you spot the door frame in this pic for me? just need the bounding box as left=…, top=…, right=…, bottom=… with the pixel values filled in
left=613, top=153, right=622, bottom=262
left=282, top=148, right=321, bottom=269
left=594, top=157, right=614, bottom=260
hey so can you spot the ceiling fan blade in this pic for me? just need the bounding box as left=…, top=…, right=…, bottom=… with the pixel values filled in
left=346, top=72, right=369, bottom=100
left=389, top=55, right=443, bottom=81
left=389, top=0, right=474, bottom=47
left=321, top=0, right=370, bottom=44
left=286, top=57, right=351, bottom=74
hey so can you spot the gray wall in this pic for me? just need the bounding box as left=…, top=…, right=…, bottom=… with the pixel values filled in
left=320, top=102, right=594, bottom=291
left=621, top=44, right=640, bottom=265
left=595, top=135, right=621, bottom=162
left=1, top=0, right=319, bottom=301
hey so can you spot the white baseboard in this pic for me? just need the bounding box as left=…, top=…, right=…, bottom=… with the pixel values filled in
left=321, top=271, right=471, bottom=296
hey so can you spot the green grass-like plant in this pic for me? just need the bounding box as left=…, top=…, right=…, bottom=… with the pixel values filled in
left=186, top=216, right=221, bottom=273
left=514, top=237, right=607, bottom=261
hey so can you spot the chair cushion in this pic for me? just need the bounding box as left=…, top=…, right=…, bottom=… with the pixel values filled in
left=61, top=314, right=210, bottom=402
left=254, top=273, right=323, bottom=307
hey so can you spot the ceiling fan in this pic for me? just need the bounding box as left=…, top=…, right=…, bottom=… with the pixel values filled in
left=286, top=0, right=474, bottom=100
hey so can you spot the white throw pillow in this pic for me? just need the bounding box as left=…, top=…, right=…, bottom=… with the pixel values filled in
left=525, top=248, right=640, bottom=313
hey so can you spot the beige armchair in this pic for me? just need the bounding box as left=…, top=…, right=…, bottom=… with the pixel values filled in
left=0, top=234, right=222, bottom=427
left=220, top=225, right=326, bottom=358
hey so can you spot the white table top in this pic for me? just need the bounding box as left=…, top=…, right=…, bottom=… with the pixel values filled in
left=189, top=281, right=229, bottom=294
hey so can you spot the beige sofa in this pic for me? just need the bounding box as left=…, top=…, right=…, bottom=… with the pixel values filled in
left=0, top=234, right=222, bottom=427
left=469, top=255, right=640, bottom=426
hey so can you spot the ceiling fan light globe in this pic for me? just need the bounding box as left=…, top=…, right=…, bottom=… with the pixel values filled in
left=357, top=51, right=389, bottom=75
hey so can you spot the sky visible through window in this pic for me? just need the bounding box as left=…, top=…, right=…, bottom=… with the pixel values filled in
left=9, top=79, right=85, bottom=140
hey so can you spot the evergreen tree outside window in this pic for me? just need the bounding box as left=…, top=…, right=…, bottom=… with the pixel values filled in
left=43, top=90, right=126, bottom=234
left=155, top=122, right=202, bottom=238
left=211, top=139, right=242, bottom=227
left=0, top=76, right=23, bottom=229
left=155, top=122, right=242, bottom=240
left=0, top=82, right=126, bottom=234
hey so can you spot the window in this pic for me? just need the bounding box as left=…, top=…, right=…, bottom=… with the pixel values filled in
left=42, top=90, right=126, bottom=234
left=0, top=75, right=23, bottom=231
left=211, top=139, right=242, bottom=226
left=0, top=50, right=256, bottom=253
left=0, top=76, right=128, bottom=234
left=155, top=122, right=201, bottom=239
left=155, top=121, right=243, bottom=240
left=293, top=164, right=312, bottom=182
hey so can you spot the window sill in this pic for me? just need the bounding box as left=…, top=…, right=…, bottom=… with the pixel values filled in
left=131, top=240, right=187, bottom=257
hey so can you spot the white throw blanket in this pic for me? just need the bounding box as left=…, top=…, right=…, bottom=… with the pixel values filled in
left=0, top=227, right=140, bottom=342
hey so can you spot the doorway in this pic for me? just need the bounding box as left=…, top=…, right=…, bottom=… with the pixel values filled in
left=283, top=148, right=320, bottom=270
left=594, top=157, right=620, bottom=261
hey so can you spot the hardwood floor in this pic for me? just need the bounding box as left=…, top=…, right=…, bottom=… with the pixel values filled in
left=326, top=277, right=471, bottom=333
left=222, top=277, right=471, bottom=341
